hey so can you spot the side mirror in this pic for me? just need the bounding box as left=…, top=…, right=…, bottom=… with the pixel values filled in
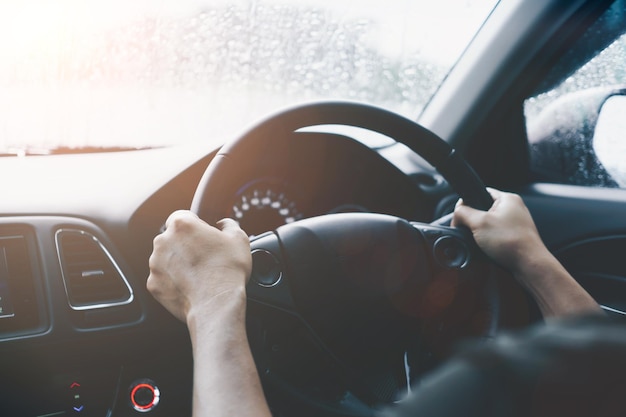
left=527, top=86, right=626, bottom=187
left=593, top=94, right=626, bottom=187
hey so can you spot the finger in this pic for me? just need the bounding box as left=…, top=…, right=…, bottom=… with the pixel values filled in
left=146, top=271, right=158, bottom=294
left=485, top=187, right=500, bottom=197
left=456, top=189, right=500, bottom=211
left=216, top=217, right=237, bottom=229
left=216, top=218, right=245, bottom=234
left=164, top=210, right=199, bottom=230
left=485, top=188, right=502, bottom=206
left=450, top=198, right=464, bottom=227
left=452, top=202, right=485, bottom=230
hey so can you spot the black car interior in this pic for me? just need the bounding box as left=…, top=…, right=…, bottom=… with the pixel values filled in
left=1, top=1, right=626, bottom=416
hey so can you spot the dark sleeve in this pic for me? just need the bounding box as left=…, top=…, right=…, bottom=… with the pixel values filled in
left=376, top=358, right=519, bottom=417
left=376, top=314, right=626, bottom=417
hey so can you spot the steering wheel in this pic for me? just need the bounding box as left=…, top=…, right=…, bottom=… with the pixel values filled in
left=191, top=101, right=498, bottom=416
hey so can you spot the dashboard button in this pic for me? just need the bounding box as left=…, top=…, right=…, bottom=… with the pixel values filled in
left=130, top=380, right=160, bottom=413
left=433, top=236, right=469, bottom=269
left=251, top=249, right=282, bottom=287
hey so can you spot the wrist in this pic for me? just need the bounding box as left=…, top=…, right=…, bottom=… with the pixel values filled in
left=186, top=285, right=248, bottom=332
left=509, top=245, right=568, bottom=294
left=505, top=237, right=551, bottom=277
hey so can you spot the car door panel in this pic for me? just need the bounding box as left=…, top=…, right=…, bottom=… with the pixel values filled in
left=520, top=183, right=626, bottom=315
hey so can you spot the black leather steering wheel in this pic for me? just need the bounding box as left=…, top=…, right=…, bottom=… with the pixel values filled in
left=191, top=101, right=498, bottom=416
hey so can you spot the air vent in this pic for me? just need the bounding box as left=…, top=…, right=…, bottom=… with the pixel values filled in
left=55, top=229, right=133, bottom=310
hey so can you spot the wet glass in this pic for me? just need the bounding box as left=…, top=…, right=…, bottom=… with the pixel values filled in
left=0, top=0, right=497, bottom=153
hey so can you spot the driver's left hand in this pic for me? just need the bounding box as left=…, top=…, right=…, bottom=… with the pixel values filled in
left=147, top=210, right=251, bottom=323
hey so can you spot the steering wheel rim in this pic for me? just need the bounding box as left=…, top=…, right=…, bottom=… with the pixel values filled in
left=190, top=101, right=499, bottom=415
left=191, top=101, right=492, bottom=223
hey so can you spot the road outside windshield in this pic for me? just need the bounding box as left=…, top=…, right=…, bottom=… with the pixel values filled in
left=0, top=0, right=497, bottom=153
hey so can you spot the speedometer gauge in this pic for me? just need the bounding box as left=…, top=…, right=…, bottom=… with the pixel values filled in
left=230, top=179, right=303, bottom=236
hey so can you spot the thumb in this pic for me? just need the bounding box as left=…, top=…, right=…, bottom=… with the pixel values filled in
left=452, top=188, right=500, bottom=228
left=452, top=200, right=484, bottom=230
left=216, top=218, right=243, bottom=233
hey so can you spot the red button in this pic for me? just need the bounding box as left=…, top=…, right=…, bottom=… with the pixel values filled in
left=130, top=381, right=160, bottom=412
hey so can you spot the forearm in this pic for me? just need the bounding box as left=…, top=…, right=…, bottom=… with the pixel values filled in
left=452, top=190, right=602, bottom=319
left=513, top=249, right=602, bottom=319
left=186, top=287, right=272, bottom=417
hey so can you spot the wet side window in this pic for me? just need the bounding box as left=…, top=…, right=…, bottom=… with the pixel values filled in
left=524, top=8, right=626, bottom=188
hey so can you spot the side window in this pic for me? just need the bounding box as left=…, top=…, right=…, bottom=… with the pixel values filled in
left=524, top=7, right=626, bottom=188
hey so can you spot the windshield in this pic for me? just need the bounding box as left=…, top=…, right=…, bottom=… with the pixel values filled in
left=0, top=0, right=497, bottom=153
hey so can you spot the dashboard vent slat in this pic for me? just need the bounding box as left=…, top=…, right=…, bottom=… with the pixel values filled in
left=56, top=229, right=133, bottom=310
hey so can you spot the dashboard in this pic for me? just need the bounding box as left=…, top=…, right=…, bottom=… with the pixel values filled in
left=0, top=131, right=438, bottom=416
left=222, top=132, right=432, bottom=236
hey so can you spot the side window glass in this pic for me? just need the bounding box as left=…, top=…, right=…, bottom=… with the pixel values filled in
left=524, top=30, right=626, bottom=188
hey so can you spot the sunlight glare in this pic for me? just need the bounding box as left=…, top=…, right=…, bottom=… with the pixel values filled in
left=0, top=1, right=81, bottom=62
